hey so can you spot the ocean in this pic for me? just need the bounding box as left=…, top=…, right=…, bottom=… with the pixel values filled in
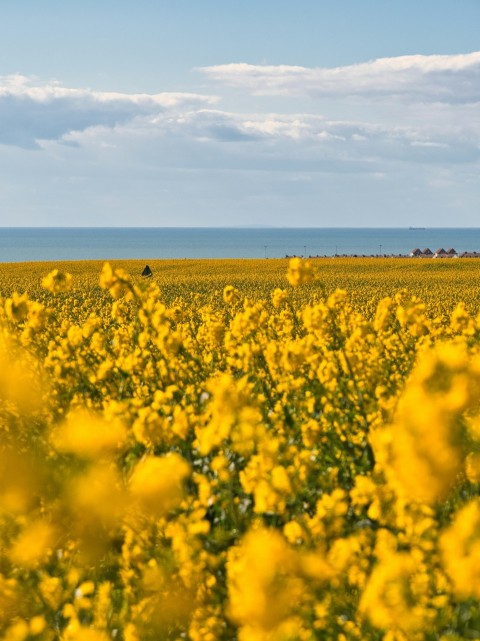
left=0, top=227, right=479, bottom=262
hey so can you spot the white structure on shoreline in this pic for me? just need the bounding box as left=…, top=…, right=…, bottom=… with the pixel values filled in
left=409, top=247, right=458, bottom=258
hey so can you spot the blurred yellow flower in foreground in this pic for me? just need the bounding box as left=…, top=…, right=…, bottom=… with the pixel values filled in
left=129, top=453, right=191, bottom=515
left=52, top=408, right=127, bottom=458
left=1, top=259, right=480, bottom=640
left=227, top=528, right=305, bottom=636
left=10, top=520, right=54, bottom=568
left=441, top=499, right=480, bottom=599
left=286, top=257, right=314, bottom=286
left=42, top=268, right=73, bottom=293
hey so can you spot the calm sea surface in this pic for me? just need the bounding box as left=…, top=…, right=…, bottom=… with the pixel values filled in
left=1, top=228, right=480, bottom=262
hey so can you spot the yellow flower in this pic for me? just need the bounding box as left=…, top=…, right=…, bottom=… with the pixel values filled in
left=2, top=620, right=29, bottom=641
left=129, top=453, right=190, bottom=515
left=42, top=268, right=73, bottom=293
left=370, top=341, right=479, bottom=503
left=465, top=451, right=480, bottom=483
left=10, top=520, right=54, bottom=568
left=451, top=301, right=475, bottom=335
left=441, top=499, right=480, bottom=599
left=283, top=520, right=303, bottom=544
left=62, top=628, right=110, bottom=641
left=99, top=262, right=132, bottom=299
left=29, top=616, right=47, bottom=635
left=5, top=292, right=29, bottom=322
left=52, top=408, right=127, bottom=458
left=76, top=581, right=95, bottom=597
left=38, top=575, right=64, bottom=610
left=27, top=300, right=47, bottom=329
left=271, top=288, right=288, bottom=308
left=359, top=552, right=431, bottom=633
left=227, top=528, right=304, bottom=632
left=271, top=466, right=292, bottom=493
left=286, top=257, right=314, bottom=286
left=223, top=285, right=241, bottom=304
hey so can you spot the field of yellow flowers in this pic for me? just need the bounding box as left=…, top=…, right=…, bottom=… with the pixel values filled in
left=2, top=256, right=480, bottom=641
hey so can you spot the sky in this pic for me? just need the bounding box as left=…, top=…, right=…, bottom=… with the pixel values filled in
left=1, top=0, right=480, bottom=227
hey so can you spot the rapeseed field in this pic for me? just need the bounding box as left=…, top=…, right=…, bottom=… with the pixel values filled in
left=2, top=257, right=480, bottom=640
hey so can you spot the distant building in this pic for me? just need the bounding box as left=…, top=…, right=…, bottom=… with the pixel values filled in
left=409, top=246, right=461, bottom=258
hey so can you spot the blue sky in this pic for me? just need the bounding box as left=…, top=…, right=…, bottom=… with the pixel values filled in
left=1, top=1, right=479, bottom=226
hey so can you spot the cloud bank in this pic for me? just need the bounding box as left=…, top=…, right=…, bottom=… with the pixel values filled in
left=199, top=51, right=480, bottom=102
left=0, top=53, right=479, bottom=227
left=0, top=74, right=218, bottom=148
left=76, top=108, right=477, bottom=168
left=0, top=63, right=479, bottom=172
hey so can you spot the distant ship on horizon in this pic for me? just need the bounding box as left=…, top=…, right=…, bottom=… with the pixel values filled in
left=409, top=226, right=426, bottom=230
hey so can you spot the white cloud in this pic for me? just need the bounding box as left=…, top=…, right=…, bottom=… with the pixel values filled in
left=0, top=53, right=479, bottom=227
left=55, top=107, right=479, bottom=176
left=0, top=69, right=478, bottom=172
left=0, top=74, right=219, bottom=148
left=199, top=52, right=480, bottom=102
left=135, top=109, right=480, bottom=164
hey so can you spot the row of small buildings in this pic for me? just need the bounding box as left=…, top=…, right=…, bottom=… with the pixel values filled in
left=409, top=248, right=480, bottom=258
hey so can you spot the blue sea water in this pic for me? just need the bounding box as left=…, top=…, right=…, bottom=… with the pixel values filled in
left=0, top=227, right=480, bottom=262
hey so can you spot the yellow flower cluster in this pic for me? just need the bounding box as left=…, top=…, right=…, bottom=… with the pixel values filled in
left=41, top=269, right=73, bottom=294
left=1, top=257, right=480, bottom=640
left=286, top=257, right=315, bottom=287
